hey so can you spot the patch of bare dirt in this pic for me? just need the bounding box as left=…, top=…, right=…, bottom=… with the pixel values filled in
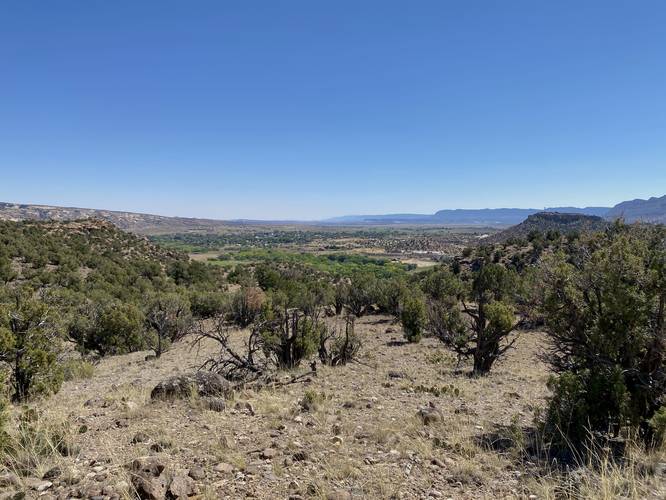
left=5, top=317, right=664, bottom=499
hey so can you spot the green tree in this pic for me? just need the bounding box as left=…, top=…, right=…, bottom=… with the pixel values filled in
left=540, top=224, right=666, bottom=446
left=189, top=290, right=228, bottom=319
left=260, top=307, right=322, bottom=369
left=0, top=291, right=63, bottom=402
left=345, top=271, right=377, bottom=317
left=0, top=251, right=16, bottom=284
left=401, top=291, right=427, bottom=343
left=87, top=302, right=146, bottom=355
left=426, top=262, right=523, bottom=375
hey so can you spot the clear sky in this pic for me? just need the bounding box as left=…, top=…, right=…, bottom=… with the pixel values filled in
left=1, top=1, right=665, bottom=220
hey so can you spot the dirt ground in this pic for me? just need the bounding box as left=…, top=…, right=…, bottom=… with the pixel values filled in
left=4, top=316, right=665, bottom=499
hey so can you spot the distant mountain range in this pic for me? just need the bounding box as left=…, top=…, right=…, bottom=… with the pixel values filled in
left=0, top=195, right=664, bottom=234
left=326, top=206, right=611, bottom=225
left=606, top=195, right=666, bottom=224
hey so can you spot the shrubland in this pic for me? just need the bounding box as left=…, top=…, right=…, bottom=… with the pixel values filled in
left=0, top=217, right=665, bottom=497
left=0, top=219, right=227, bottom=400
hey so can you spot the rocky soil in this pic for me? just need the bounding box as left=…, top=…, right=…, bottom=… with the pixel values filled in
left=2, top=316, right=664, bottom=499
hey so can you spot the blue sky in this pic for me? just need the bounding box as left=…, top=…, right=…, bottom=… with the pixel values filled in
left=1, top=1, right=665, bottom=220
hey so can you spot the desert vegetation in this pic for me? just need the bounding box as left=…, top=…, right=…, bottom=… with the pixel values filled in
left=0, top=218, right=665, bottom=498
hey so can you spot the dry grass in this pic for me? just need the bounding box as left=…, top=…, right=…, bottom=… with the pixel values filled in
left=1, top=316, right=665, bottom=498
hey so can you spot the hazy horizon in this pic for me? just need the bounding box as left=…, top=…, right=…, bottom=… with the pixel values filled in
left=0, top=196, right=638, bottom=223
left=2, top=1, right=665, bottom=219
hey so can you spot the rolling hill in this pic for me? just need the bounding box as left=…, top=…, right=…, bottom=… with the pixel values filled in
left=490, top=212, right=610, bottom=242
left=0, top=202, right=241, bottom=234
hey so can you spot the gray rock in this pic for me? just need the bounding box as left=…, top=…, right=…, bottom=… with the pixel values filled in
left=129, top=456, right=169, bottom=500
left=24, top=477, right=53, bottom=492
left=43, top=466, right=62, bottom=480
left=169, top=470, right=196, bottom=498
left=150, top=371, right=233, bottom=401
left=133, top=473, right=168, bottom=500
left=213, top=463, right=234, bottom=474
left=188, top=466, right=206, bottom=480
left=260, top=448, right=278, bottom=459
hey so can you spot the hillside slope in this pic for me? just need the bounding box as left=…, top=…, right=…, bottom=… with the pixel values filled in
left=0, top=202, right=237, bottom=235
left=606, top=195, right=666, bottom=223
left=490, top=212, right=609, bottom=242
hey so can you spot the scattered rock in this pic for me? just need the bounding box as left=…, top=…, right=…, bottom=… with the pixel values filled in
left=24, top=478, right=52, bottom=492
left=188, top=466, right=206, bottom=480
left=133, top=473, right=169, bottom=500
left=150, top=371, right=233, bottom=401
left=213, top=463, right=234, bottom=474
left=41, top=466, right=60, bottom=481
left=261, top=448, right=278, bottom=459
left=168, top=470, right=196, bottom=498
left=129, top=456, right=169, bottom=500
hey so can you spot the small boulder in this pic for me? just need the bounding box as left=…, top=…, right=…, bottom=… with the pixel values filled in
left=169, top=470, right=196, bottom=499
left=129, top=456, right=169, bottom=500
left=188, top=466, right=206, bottom=480
left=24, top=478, right=52, bottom=492
left=42, top=466, right=62, bottom=480
left=133, top=474, right=169, bottom=500
left=213, top=463, right=234, bottom=474
left=150, top=372, right=233, bottom=401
